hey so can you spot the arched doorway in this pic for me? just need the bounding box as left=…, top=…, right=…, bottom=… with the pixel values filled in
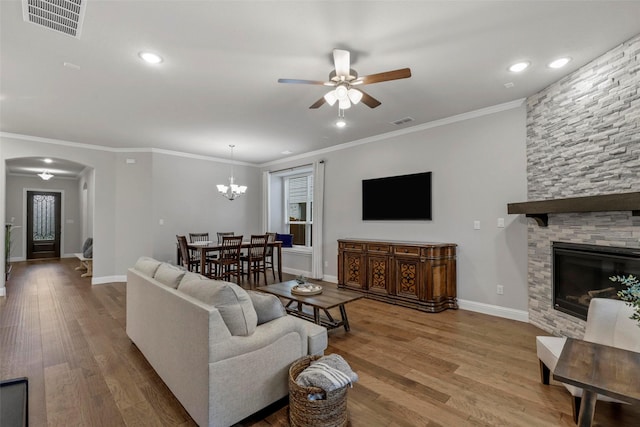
left=5, top=157, right=93, bottom=261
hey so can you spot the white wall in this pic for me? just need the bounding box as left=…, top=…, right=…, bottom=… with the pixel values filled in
left=1, top=136, right=264, bottom=285
left=1, top=103, right=528, bottom=315
left=5, top=174, right=82, bottom=259
left=149, top=152, right=262, bottom=264
left=263, top=104, right=529, bottom=314
left=1, top=135, right=117, bottom=282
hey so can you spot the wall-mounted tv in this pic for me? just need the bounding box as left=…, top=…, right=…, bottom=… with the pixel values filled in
left=362, top=172, right=432, bottom=220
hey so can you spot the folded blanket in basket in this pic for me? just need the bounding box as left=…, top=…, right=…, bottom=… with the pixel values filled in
left=295, top=354, right=358, bottom=392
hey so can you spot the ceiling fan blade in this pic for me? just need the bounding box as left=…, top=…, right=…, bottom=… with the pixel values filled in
left=356, top=68, right=412, bottom=85
left=309, top=97, right=326, bottom=109
left=278, top=78, right=327, bottom=85
left=358, top=89, right=382, bottom=108
left=333, top=49, right=351, bottom=78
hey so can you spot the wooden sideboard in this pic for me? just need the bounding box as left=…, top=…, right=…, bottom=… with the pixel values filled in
left=337, top=238, right=457, bottom=312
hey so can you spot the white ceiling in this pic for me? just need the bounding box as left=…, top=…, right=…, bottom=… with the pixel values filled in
left=2, top=1, right=640, bottom=167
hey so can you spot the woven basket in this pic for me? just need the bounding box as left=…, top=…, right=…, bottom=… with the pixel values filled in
left=288, top=355, right=348, bottom=427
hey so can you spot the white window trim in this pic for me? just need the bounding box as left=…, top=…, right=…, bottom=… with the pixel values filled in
left=282, top=246, right=312, bottom=255
left=283, top=172, right=313, bottom=248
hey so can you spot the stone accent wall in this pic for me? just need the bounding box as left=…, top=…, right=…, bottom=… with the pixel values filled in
left=526, top=33, right=640, bottom=336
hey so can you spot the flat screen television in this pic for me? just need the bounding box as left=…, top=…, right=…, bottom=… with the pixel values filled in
left=362, top=172, right=432, bottom=220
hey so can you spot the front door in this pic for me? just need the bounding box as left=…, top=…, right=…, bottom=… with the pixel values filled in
left=26, top=191, right=61, bottom=259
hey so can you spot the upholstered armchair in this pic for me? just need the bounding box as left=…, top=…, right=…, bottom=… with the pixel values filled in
left=536, top=298, right=640, bottom=422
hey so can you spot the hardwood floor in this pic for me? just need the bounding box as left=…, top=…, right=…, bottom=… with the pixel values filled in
left=2, top=258, right=639, bottom=426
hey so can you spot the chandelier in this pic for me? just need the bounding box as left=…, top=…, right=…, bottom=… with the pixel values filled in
left=216, top=144, right=247, bottom=201
left=38, top=170, right=54, bottom=180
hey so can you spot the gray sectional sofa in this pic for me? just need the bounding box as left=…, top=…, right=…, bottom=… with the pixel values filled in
left=126, top=257, right=328, bottom=427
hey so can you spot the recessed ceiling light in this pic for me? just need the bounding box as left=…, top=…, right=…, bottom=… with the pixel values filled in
left=139, top=51, right=163, bottom=64
left=44, top=158, right=53, bottom=163
left=336, top=119, right=346, bottom=128
left=548, top=57, right=572, bottom=69
left=508, top=61, right=530, bottom=72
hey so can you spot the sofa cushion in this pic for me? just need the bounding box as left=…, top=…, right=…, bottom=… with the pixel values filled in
left=154, top=263, right=186, bottom=289
left=178, top=279, right=258, bottom=336
left=179, top=271, right=207, bottom=286
left=134, top=256, right=162, bottom=278
left=248, top=291, right=286, bottom=325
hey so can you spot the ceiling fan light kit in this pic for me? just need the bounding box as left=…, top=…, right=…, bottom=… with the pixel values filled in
left=278, top=48, right=411, bottom=112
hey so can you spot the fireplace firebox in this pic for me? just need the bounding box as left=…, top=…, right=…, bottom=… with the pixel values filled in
left=552, top=242, right=640, bottom=320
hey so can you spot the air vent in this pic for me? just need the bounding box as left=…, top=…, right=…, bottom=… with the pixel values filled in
left=391, top=117, right=415, bottom=126
left=22, top=0, right=86, bottom=38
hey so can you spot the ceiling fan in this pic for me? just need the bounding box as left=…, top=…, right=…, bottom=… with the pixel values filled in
left=278, top=49, right=411, bottom=110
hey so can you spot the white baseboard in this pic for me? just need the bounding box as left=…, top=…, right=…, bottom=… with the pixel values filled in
left=92, top=275, right=126, bottom=285
left=0, top=287, right=5, bottom=297
left=282, top=267, right=311, bottom=277
left=457, top=299, right=529, bottom=323
left=322, top=274, right=338, bottom=284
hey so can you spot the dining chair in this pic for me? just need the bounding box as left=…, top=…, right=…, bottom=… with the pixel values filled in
left=264, top=232, right=277, bottom=281
left=190, top=232, right=217, bottom=262
left=177, top=235, right=200, bottom=273
left=189, top=232, right=210, bottom=243
left=210, top=235, right=243, bottom=284
left=240, top=234, right=269, bottom=287
left=216, top=232, right=234, bottom=244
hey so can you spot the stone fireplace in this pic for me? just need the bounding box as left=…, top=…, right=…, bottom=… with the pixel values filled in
left=523, top=33, right=640, bottom=337
left=552, top=241, right=640, bottom=320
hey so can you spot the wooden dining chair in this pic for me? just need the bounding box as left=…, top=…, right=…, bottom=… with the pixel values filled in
left=216, top=232, right=234, bottom=244
left=264, top=232, right=277, bottom=281
left=240, top=234, right=269, bottom=287
left=189, top=232, right=210, bottom=243
left=177, top=235, right=200, bottom=273
left=210, top=235, right=243, bottom=284
left=189, top=232, right=216, bottom=262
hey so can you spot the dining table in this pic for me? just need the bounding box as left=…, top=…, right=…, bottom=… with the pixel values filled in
left=182, top=240, right=283, bottom=284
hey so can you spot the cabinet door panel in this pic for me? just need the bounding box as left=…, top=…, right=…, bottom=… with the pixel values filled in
left=394, top=257, right=421, bottom=300
left=342, top=251, right=366, bottom=289
left=368, top=255, right=391, bottom=295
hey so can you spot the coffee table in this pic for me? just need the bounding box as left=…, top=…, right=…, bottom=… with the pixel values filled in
left=553, top=337, right=640, bottom=427
left=256, top=280, right=363, bottom=331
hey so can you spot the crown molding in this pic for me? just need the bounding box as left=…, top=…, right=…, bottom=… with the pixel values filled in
left=259, top=98, right=526, bottom=167
left=1, top=98, right=525, bottom=169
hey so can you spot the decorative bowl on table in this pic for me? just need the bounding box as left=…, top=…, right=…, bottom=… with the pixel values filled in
left=291, top=283, right=323, bottom=296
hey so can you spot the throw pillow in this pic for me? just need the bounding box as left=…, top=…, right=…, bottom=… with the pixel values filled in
left=154, top=263, right=186, bottom=289
left=134, top=256, right=162, bottom=277
left=247, top=291, right=286, bottom=325
left=81, top=237, right=93, bottom=253
left=82, top=237, right=93, bottom=258
left=178, top=279, right=258, bottom=336
left=275, top=233, right=293, bottom=248
left=83, top=242, right=93, bottom=259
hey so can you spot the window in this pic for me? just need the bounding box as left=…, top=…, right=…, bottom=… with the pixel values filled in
left=285, top=173, right=313, bottom=247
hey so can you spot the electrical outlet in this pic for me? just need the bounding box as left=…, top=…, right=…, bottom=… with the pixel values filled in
left=497, top=285, right=504, bottom=295
left=497, top=217, right=505, bottom=228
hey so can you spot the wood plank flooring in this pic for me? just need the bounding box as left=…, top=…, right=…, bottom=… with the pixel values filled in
left=2, top=258, right=639, bottom=426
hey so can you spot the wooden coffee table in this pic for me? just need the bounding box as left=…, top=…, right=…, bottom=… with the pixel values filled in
left=553, top=337, right=640, bottom=427
left=256, top=280, right=363, bottom=331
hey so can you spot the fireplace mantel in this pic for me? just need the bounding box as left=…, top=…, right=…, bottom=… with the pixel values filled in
left=507, top=192, right=640, bottom=226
